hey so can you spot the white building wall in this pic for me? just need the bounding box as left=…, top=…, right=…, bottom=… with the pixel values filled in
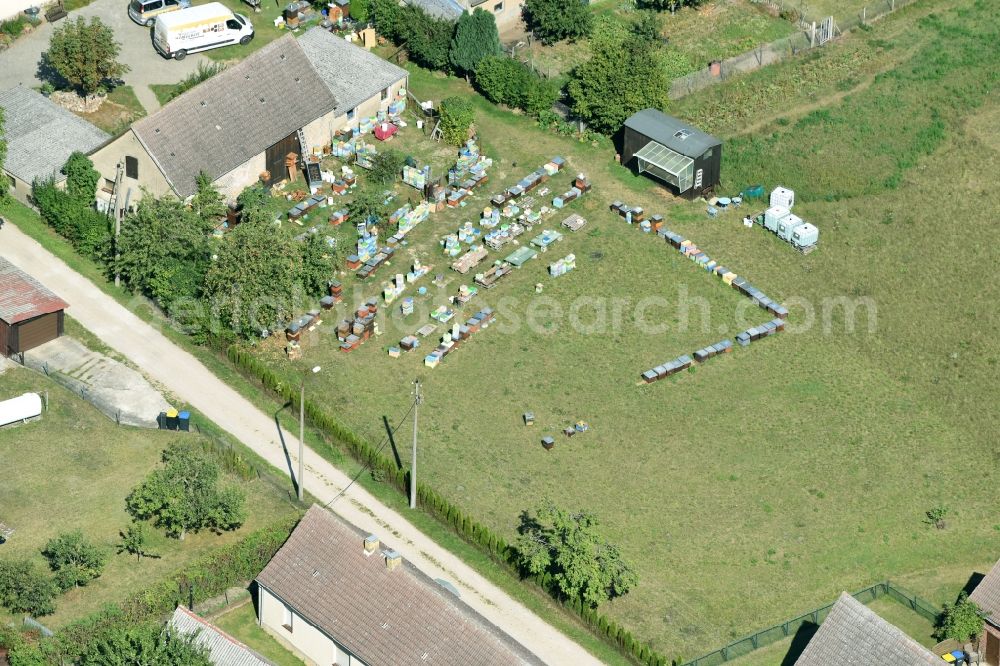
left=0, top=0, right=38, bottom=22
left=258, top=586, right=369, bottom=666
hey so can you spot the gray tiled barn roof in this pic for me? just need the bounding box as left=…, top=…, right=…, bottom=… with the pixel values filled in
left=256, top=505, right=543, bottom=666
left=970, top=558, right=1000, bottom=627
left=402, top=0, right=464, bottom=20
left=168, top=607, right=275, bottom=666
left=298, top=27, right=408, bottom=118
left=623, top=108, right=721, bottom=158
left=0, top=85, right=109, bottom=184
left=795, top=592, right=940, bottom=665
left=131, top=36, right=337, bottom=198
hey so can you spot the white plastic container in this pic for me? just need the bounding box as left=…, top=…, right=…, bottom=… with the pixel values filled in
left=770, top=186, right=795, bottom=209
left=764, top=205, right=790, bottom=232
left=0, top=393, right=42, bottom=428
left=791, top=222, right=819, bottom=248
left=777, top=213, right=805, bottom=241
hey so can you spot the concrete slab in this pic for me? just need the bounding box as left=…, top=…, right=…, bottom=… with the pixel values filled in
left=23, top=336, right=171, bottom=428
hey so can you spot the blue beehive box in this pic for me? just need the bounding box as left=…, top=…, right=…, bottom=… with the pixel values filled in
left=642, top=370, right=658, bottom=383
left=736, top=333, right=751, bottom=346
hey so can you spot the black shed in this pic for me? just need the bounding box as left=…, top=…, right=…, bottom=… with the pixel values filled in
left=620, top=109, right=722, bottom=199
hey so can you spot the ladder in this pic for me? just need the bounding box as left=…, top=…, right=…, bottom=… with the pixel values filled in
left=430, top=120, right=442, bottom=142
left=296, top=128, right=308, bottom=158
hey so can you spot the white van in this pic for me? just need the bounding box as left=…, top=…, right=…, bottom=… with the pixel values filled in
left=153, top=2, right=254, bottom=60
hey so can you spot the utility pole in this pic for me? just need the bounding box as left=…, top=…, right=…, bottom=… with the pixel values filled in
left=410, top=378, right=422, bottom=509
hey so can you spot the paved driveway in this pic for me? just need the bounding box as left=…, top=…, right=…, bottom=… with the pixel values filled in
left=0, top=0, right=208, bottom=112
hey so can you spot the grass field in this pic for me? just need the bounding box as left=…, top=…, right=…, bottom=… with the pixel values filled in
left=0, top=361, right=302, bottom=629
left=518, top=0, right=796, bottom=80
left=238, top=0, right=1000, bottom=660
left=212, top=603, right=303, bottom=665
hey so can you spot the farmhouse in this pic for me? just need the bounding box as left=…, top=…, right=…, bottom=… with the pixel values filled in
left=89, top=29, right=407, bottom=209
left=969, top=557, right=1000, bottom=664
left=403, top=0, right=522, bottom=34
left=619, top=109, right=722, bottom=200
left=255, top=505, right=542, bottom=666
left=0, top=85, right=110, bottom=204
left=167, top=606, right=275, bottom=666
left=0, top=257, right=69, bottom=358
left=795, top=592, right=939, bottom=665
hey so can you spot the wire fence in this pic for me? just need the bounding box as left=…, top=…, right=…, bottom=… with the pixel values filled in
left=680, top=581, right=941, bottom=666
left=669, top=0, right=922, bottom=99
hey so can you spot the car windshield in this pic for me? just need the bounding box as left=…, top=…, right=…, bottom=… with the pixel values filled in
left=130, top=0, right=142, bottom=10
left=235, top=14, right=245, bottom=25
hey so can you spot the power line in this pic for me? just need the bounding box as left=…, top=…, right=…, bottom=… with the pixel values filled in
left=323, top=401, right=415, bottom=509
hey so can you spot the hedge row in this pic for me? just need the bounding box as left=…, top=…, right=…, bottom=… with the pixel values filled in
left=225, top=345, right=672, bottom=666
left=6, top=517, right=301, bottom=664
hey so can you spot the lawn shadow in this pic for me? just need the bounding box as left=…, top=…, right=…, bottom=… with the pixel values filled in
left=780, top=621, right=819, bottom=666
left=273, top=402, right=299, bottom=498
left=383, top=415, right=403, bottom=469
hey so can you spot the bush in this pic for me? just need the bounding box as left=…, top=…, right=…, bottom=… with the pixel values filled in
left=41, top=531, right=108, bottom=591
left=474, top=56, right=557, bottom=117
left=439, top=96, right=475, bottom=145
left=523, top=0, right=593, bottom=44
left=0, top=16, right=28, bottom=38
left=0, top=560, right=58, bottom=617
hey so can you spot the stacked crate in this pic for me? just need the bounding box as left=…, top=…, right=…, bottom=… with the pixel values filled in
left=337, top=299, right=378, bottom=353
left=423, top=307, right=495, bottom=369
left=641, top=355, right=693, bottom=383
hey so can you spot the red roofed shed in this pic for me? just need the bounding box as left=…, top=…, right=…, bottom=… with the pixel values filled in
left=0, top=257, right=69, bottom=357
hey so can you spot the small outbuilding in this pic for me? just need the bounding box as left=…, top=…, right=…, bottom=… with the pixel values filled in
left=619, top=109, right=722, bottom=199
left=0, top=257, right=69, bottom=357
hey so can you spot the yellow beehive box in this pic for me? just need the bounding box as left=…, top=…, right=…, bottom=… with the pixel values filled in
left=723, top=272, right=737, bottom=285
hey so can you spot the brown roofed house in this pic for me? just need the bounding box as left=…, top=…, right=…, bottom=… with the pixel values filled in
left=795, top=592, right=940, bottom=665
left=0, top=257, right=69, bottom=357
left=255, top=505, right=543, bottom=666
left=969, top=558, right=1000, bottom=665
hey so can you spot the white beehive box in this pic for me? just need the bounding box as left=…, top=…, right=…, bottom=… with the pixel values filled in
left=770, top=186, right=795, bottom=209
left=791, top=222, right=819, bottom=248
left=764, top=205, right=790, bottom=232
left=777, top=213, right=805, bottom=241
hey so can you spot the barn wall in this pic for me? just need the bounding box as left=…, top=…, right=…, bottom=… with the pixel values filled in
left=213, top=153, right=267, bottom=204
left=15, top=312, right=60, bottom=354
left=90, top=130, right=173, bottom=210
left=0, top=320, right=9, bottom=357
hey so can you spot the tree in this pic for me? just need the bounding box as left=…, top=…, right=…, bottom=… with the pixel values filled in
left=80, top=624, right=212, bottom=666
left=125, top=444, right=247, bottom=539
left=439, top=96, right=475, bottom=146
left=515, top=501, right=638, bottom=607
left=522, top=0, right=592, bottom=45
left=350, top=0, right=370, bottom=24
left=41, top=531, right=108, bottom=591
left=566, top=32, right=670, bottom=134
left=630, top=10, right=661, bottom=43
left=347, top=187, right=386, bottom=226
left=203, top=214, right=301, bottom=339
left=63, top=152, right=100, bottom=209
left=636, top=0, right=706, bottom=10
left=235, top=183, right=277, bottom=226
left=402, top=8, right=455, bottom=71
left=0, top=560, right=58, bottom=617
left=368, top=149, right=405, bottom=186
left=117, top=523, right=157, bottom=562
left=300, top=232, right=337, bottom=297
left=190, top=171, right=226, bottom=226
left=450, top=9, right=501, bottom=77
left=117, top=196, right=211, bottom=310
left=937, top=593, right=984, bottom=644
left=43, top=17, right=129, bottom=96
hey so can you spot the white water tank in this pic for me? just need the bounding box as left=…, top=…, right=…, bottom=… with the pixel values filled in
left=764, top=205, right=790, bottom=232
left=0, top=393, right=42, bottom=428
left=770, top=186, right=795, bottom=209
left=791, top=222, right=819, bottom=248
left=778, top=213, right=805, bottom=241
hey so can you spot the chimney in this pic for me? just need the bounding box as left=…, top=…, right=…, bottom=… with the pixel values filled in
left=364, top=534, right=380, bottom=556
left=385, top=550, right=401, bottom=571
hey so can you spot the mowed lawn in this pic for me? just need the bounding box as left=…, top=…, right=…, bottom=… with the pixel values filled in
left=239, top=0, right=998, bottom=659
left=0, top=363, right=302, bottom=629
